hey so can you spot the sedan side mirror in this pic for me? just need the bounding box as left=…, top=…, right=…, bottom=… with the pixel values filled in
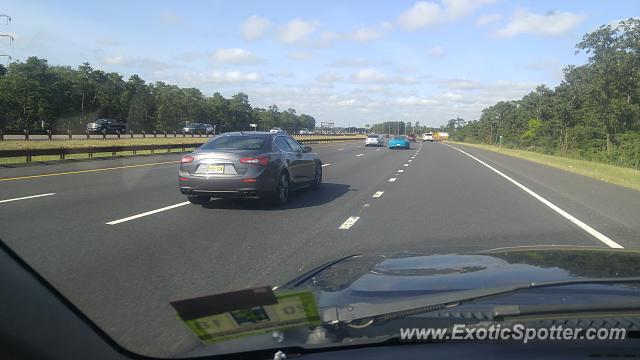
left=303, top=146, right=313, bottom=153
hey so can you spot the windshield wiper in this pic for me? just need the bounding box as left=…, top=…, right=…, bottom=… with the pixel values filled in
left=321, top=277, right=640, bottom=323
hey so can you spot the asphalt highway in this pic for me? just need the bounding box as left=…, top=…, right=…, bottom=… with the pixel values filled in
left=1, top=140, right=639, bottom=357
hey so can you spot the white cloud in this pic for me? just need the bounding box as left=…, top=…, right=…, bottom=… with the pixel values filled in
left=177, top=51, right=202, bottom=62
left=337, top=99, right=357, bottom=106
left=287, top=51, right=314, bottom=60
left=427, top=46, right=445, bottom=58
left=211, top=48, right=261, bottom=64
left=185, top=71, right=261, bottom=84
left=352, top=27, right=383, bottom=42
left=437, top=77, right=481, bottom=90
left=443, top=0, right=497, bottom=21
left=351, top=68, right=390, bottom=83
left=278, top=17, right=318, bottom=44
left=102, top=55, right=125, bottom=65
left=350, top=68, right=418, bottom=84
left=397, top=96, right=440, bottom=105
left=397, top=0, right=496, bottom=30
left=316, top=72, right=343, bottom=83
left=381, top=21, right=394, bottom=31
left=96, top=37, right=120, bottom=47
left=476, top=13, right=502, bottom=26
left=241, top=15, right=272, bottom=41
left=496, top=9, right=586, bottom=37
left=398, top=1, right=441, bottom=30
left=327, top=58, right=372, bottom=67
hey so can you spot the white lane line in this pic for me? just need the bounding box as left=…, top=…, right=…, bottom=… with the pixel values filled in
left=372, top=191, right=384, bottom=198
left=356, top=153, right=365, bottom=157
left=339, top=216, right=360, bottom=230
left=321, top=163, right=331, bottom=167
left=338, top=148, right=344, bottom=150
left=107, top=202, right=190, bottom=225
left=446, top=144, right=623, bottom=249
left=376, top=149, right=381, bottom=151
left=398, top=169, right=405, bottom=173
left=389, top=177, right=397, bottom=182
left=408, top=159, right=413, bottom=162
left=411, top=156, right=415, bottom=159
left=0, top=193, right=55, bottom=204
left=403, top=164, right=409, bottom=167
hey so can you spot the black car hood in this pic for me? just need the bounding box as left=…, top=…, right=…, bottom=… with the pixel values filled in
left=286, top=246, right=640, bottom=308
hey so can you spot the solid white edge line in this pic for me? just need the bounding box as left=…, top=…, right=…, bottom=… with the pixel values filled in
left=372, top=191, right=384, bottom=198
left=107, top=202, right=191, bottom=225
left=339, top=216, right=360, bottom=230
left=321, top=163, right=331, bottom=167
left=445, top=144, right=623, bottom=249
left=389, top=178, right=397, bottom=182
left=0, top=193, right=56, bottom=204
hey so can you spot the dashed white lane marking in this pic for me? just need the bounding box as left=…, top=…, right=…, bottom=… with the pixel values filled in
left=408, top=159, right=413, bottom=162
left=403, top=164, right=409, bottom=167
left=321, top=163, right=331, bottom=167
left=445, top=144, right=623, bottom=249
left=376, top=149, right=381, bottom=151
left=372, top=191, right=384, bottom=198
left=107, top=202, right=191, bottom=225
left=339, top=216, right=360, bottom=229
left=398, top=169, right=405, bottom=173
left=0, top=193, right=55, bottom=204
left=389, top=178, right=397, bottom=182
left=338, top=148, right=344, bottom=150
left=356, top=153, right=365, bottom=157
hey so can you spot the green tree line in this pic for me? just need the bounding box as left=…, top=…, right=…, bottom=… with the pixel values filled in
left=452, top=19, right=640, bottom=169
left=0, top=57, right=316, bottom=133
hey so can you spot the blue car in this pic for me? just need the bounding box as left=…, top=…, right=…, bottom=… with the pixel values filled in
left=388, top=135, right=411, bottom=149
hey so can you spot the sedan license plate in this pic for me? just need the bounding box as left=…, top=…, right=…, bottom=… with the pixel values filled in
left=207, top=165, right=225, bottom=174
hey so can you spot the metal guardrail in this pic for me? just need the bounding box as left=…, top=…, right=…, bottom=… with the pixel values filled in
left=0, top=137, right=364, bottom=162
left=0, top=129, right=362, bottom=141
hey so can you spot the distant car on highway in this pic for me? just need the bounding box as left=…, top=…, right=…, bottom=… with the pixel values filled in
left=299, top=128, right=311, bottom=135
left=86, top=119, right=126, bottom=133
left=422, top=132, right=434, bottom=142
left=407, top=134, right=416, bottom=142
left=182, top=123, right=213, bottom=134
left=270, top=127, right=284, bottom=133
left=388, top=135, right=410, bottom=149
left=365, top=134, right=385, bottom=147
left=179, top=131, right=323, bottom=205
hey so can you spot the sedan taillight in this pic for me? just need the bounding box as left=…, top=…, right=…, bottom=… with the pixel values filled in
left=240, top=156, right=269, bottom=166
left=181, top=155, right=194, bottom=163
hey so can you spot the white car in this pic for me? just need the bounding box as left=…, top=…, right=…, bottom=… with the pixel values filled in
left=365, top=134, right=385, bottom=147
left=270, top=127, right=284, bottom=133
left=422, top=132, right=434, bottom=142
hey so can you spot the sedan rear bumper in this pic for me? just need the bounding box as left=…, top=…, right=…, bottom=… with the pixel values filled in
left=179, top=174, right=277, bottom=198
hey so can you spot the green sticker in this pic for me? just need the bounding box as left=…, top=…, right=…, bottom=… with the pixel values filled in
left=173, top=289, right=320, bottom=344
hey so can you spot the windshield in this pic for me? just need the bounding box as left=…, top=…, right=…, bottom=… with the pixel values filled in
left=1, top=1, right=640, bottom=359
left=199, top=136, right=265, bottom=150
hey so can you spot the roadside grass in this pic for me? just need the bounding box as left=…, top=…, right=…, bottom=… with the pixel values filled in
left=449, top=141, right=640, bottom=191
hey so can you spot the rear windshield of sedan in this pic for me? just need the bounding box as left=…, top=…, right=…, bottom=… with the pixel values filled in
left=367, top=135, right=379, bottom=138
left=199, top=136, right=266, bottom=150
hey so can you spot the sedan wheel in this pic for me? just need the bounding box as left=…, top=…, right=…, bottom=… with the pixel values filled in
left=311, top=164, right=322, bottom=190
left=274, top=172, right=290, bottom=205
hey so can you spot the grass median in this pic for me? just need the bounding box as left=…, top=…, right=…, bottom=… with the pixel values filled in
left=449, top=141, right=640, bottom=191
left=0, top=135, right=365, bottom=165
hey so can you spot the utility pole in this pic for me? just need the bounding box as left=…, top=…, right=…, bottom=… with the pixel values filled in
left=0, top=14, right=13, bottom=66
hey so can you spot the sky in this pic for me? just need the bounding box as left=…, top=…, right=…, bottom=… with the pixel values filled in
left=0, top=0, right=638, bottom=127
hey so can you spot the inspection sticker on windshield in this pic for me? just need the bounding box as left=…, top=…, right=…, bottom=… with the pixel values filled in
left=170, top=287, right=320, bottom=344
